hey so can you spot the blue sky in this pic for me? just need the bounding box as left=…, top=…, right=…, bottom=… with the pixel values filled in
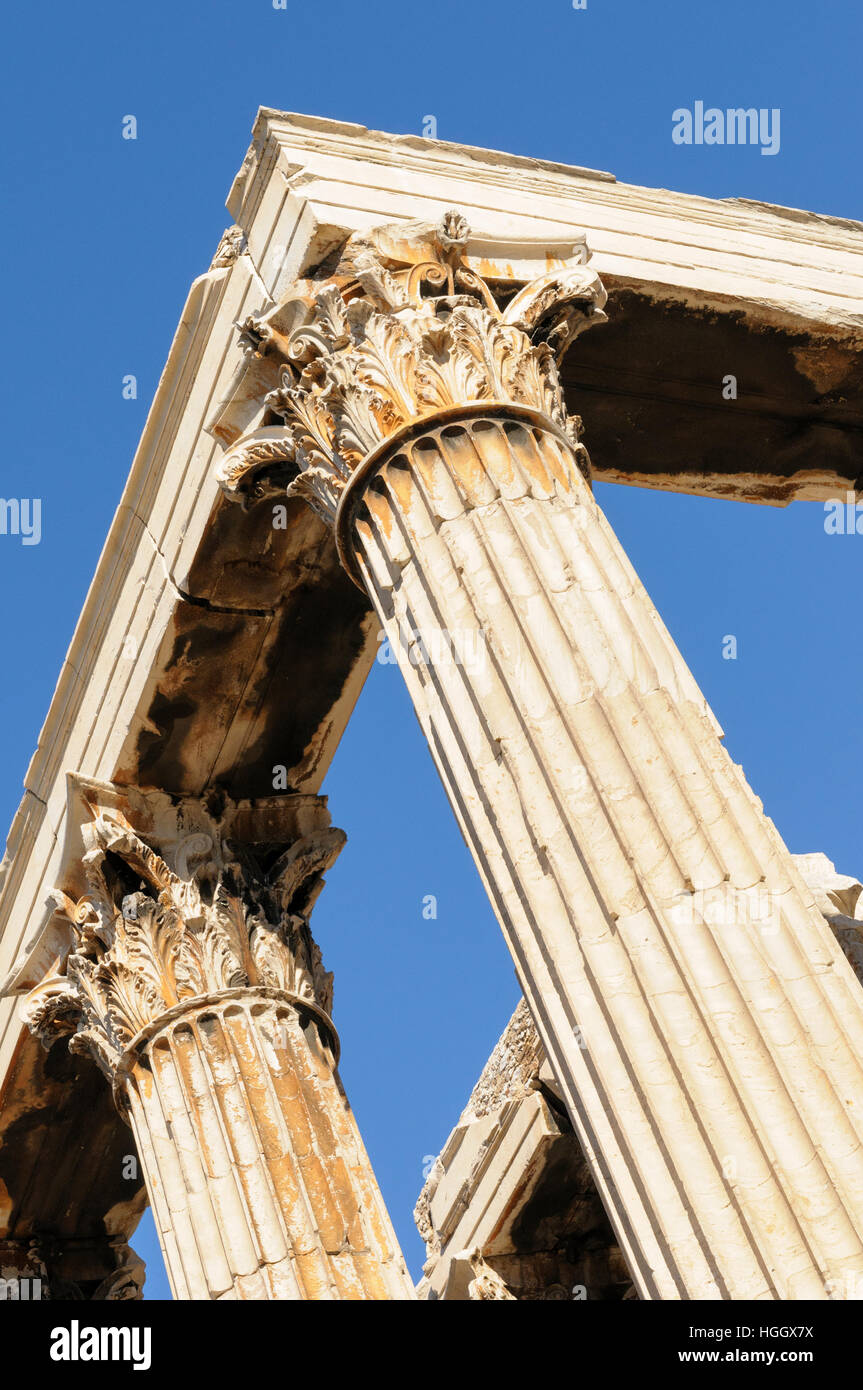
left=1, top=0, right=860, bottom=1300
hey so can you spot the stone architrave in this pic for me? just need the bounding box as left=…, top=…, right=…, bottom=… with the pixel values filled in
left=217, top=211, right=863, bottom=1300
left=17, top=778, right=413, bottom=1302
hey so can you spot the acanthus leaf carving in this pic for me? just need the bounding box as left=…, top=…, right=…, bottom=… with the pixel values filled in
left=216, top=210, right=607, bottom=520
left=18, top=784, right=345, bottom=1082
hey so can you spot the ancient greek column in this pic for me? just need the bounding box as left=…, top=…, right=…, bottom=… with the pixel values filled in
left=218, top=211, right=863, bottom=1300
left=19, top=779, right=413, bottom=1300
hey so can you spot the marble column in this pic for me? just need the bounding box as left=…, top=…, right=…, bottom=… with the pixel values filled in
left=218, top=211, right=863, bottom=1300
left=20, top=779, right=413, bottom=1301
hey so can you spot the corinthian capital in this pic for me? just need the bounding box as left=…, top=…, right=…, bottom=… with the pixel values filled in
left=215, top=210, right=607, bottom=523
left=17, top=779, right=344, bottom=1085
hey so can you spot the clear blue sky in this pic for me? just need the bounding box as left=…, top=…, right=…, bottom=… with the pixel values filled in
left=1, top=0, right=860, bottom=1300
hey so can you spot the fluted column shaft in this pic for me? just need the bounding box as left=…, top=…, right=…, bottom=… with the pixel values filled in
left=121, top=989, right=410, bottom=1301
left=340, top=407, right=863, bottom=1300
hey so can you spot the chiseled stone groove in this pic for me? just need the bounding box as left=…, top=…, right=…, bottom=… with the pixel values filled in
left=126, top=993, right=401, bottom=1300
left=349, top=414, right=863, bottom=1299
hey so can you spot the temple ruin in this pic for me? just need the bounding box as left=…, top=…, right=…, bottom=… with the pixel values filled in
left=1, top=110, right=862, bottom=1300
